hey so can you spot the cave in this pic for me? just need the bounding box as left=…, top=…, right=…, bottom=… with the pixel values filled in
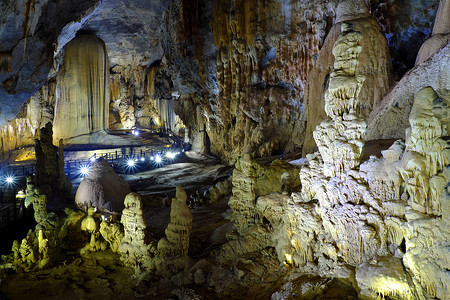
left=0, top=0, right=448, bottom=299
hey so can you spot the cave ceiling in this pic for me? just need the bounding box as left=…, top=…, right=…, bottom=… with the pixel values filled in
left=0, top=0, right=440, bottom=128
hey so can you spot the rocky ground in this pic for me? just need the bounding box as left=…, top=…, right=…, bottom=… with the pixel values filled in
left=0, top=152, right=362, bottom=299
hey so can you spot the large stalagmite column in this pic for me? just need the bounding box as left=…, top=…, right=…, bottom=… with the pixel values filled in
left=53, top=33, right=109, bottom=142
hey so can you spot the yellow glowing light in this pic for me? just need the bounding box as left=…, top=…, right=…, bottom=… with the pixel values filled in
left=285, top=253, right=293, bottom=265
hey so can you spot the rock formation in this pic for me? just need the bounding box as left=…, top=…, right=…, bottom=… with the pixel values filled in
left=99, top=219, right=124, bottom=253
left=0, top=0, right=99, bottom=125
left=157, top=186, right=193, bottom=259
left=32, top=122, right=72, bottom=206
left=303, top=0, right=393, bottom=155
left=313, top=22, right=367, bottom=178
left=118, top=192, right=155, bottom=270
left=80, top=207, right=108, bottom=254
left=0, top=0, right=441, bottom=163
left=75, top=158, right=131, bottom=212
left=364, top=1, right=449, bottom=142
left=53, top=32, right=109, bottom=143
left=219, top=26, right=449, bottom=299
left=0, top=82, right=53, bottom=158
left=24, top=176, right=48, bottom=225
left=366, top=43, right=450, bottom=141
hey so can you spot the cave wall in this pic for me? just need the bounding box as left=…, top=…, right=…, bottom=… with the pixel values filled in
left=162, top=0, right=440, bottom=162
left=0, top=0, right=443, bottom=162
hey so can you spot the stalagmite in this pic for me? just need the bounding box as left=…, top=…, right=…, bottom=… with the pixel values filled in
left=75, top=158, right=131, bottom=212
left=399, top=87, right=450, bottom=215
left=314, top=23, right=367, bottom=179
left=53, top=33, right=109, bottom=142
left=118, top=192, right=155, bottom=269
left=303, top=0, right=393, bottom=155
left=157, top=186, right=193, bottom=258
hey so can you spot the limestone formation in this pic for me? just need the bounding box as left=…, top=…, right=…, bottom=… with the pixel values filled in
left=366, top=43, right=450, bottom=141
left=157, top=186, right=193, bottom=258
left=0, top=80, right=55, bottom=158
left=227, top=154, right=300, bottom=236
left=314, top=23, right=367, bottom=178
left=99, top=219, right=124, bottom=253
left=303, top=0, right=393, bottom=154
left=80, top=207, right=107, bottom=254
left=356, top=256, right=414, bottom=299
left=75, top=158, right=131, bottom=212
left=0, top=0, right=99, bottom=126
left=34, top=122, right=72, bottom=204
left=58, top=208, right=89, bottom=250
left=11, top=229, right=52, bottom=270
left=219, top=27, right=448, bottom=300
left=53, top=33, right=109, bottom=143
left=119, top=192, right=155, bottom=269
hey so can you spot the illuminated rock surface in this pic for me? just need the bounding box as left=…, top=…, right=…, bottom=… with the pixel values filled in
left=303, top=0, right=392, bottom=154
left=0, top=0, right=449, bottom=299
left=53, top=33, right=110, bottom=143
left=75, top=158, right=131, bottom=212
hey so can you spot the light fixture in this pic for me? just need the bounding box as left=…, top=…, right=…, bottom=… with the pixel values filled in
left=80, top=166, right=89, bottom=176
left=127, top=159, right=135, bottom=167
left=140, top=157, right=145, bottom=162
left=132, top=129, right=139, bottom=136
left=155, top=155, right=162, bottom=163
left=6, top=176, right=14, bottom=184
left=165, top=152, right=176, bottom=159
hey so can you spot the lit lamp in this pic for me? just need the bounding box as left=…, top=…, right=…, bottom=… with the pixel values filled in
left=80, top=166, right=90, bottom=176
left=16, top=190, right=26, bottom=200
left=6, top=176, right=14, bottom=184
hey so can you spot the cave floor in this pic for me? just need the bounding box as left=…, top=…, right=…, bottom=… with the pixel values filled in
left=0, top=153, right=362, bottom=299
